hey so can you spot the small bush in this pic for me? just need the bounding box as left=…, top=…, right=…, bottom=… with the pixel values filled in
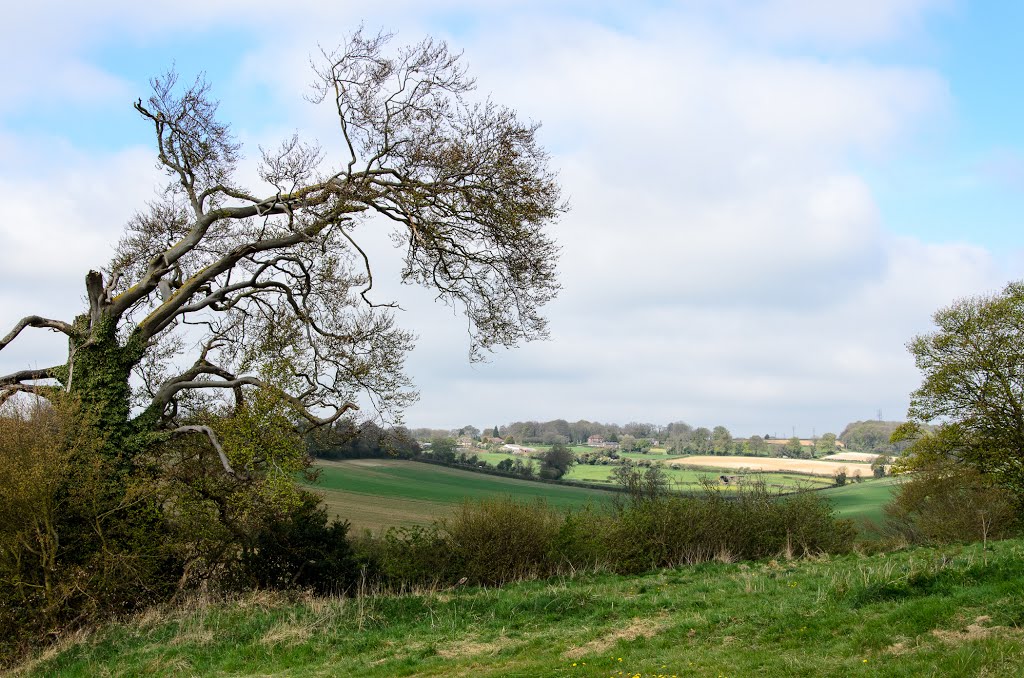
left=231, top=491, right=359, bottom=594
left=884, top=462, right=1020, bottom=544
left=364, top=524, right=457, bottom=589
left=447, top=498, right=562, bottom=585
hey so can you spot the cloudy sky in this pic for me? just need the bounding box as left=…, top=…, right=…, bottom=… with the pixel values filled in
left=2, top=1, right=1023, bottom=436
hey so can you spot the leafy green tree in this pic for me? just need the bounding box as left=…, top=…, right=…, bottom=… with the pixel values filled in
left=904, top=281, right=1024, bottom=501
left=815, top=432, right=837, bottom=456
left=429, top=437, right=458, bottom=462
left=746, top=434, right=768, bottom=456
left=691, top=427, right=712, bottom=454
left=711, top=426, right=732, bottom=455
left=538, top=441, right=575, bottom=480
left=782, top=436, right=804, bottom=458
left=838, top=421, right=901, bottom=453
left=611, top=463, right=669, bottom=504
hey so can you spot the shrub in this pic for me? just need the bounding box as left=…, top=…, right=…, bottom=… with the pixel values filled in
left=0, top=396, right=179, bottom=664
left=551, top=507, right=614, bottom=573
left=231, top=491, right=359, bottom=594
left=608, top=481, right=854, bottom=573
left=352, top=488, right=857, bottom=592
left=446, top=498, right=562, bottom=585
left=362, top=524, right=457, bottom=589
left=884, top=462, right=1020, bottom=544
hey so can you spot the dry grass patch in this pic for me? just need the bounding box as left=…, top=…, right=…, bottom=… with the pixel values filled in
left=7, top=628, right=93, bottom=677
left=171, top=626, right=215, bottom=646
left=436, top=634, right=514, bottom=659
left=932, top=615, right=1023, bottom=645
left=563, top=616, right=669, bottom=659
left=884, top=639, right=914, bottom=656
left=142, top=654, right=193, bottom=675
left=260, top=621, right=314, bottom=646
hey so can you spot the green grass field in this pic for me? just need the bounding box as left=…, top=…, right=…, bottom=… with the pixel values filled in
left=309, top=459, right=895, bottom=533
left=308, top=460, right=613, bottom=532
left=820, top=476, right=902, bottom=527
left=472, top=450, right=536, bottom=466
left=24, top=537, right=1024, bottom=676
left=564, top=463, right=834, bottom=492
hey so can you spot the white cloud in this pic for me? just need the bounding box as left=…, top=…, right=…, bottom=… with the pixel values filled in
left=0, top=0, right=1011, bottom=435
left=735, top=0, right=950, bottom=48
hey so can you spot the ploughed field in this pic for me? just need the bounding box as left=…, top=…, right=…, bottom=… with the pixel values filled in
left=307, top=459, right=897, bottom=533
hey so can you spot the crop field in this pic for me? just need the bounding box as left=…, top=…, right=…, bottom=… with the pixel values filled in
left=307, top=460, right=612, bottom=532
left=824, top=451, right=884, bottom=463
left=669, top=455, right=871, bottom=477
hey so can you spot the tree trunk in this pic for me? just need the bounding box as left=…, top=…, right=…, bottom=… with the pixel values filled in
left=64, top=315, right=147, bottom=467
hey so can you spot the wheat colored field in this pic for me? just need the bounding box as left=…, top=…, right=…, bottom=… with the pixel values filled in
left=669, top=455, right=868, bottom=477
left=823, top=451, right=885, bottom=463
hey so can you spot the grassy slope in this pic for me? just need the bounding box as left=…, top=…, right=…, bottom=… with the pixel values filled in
left=24, top=538, right=1024, bottom=677
left=820, top=477, right=901, bottom=527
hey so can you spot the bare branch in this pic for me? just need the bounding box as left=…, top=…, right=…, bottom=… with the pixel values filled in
left=147, top=361, right=358, bottom=430
left=0, top=316, right=75, bottom=352
left=0, top=366, right=60, bottom=387
left=0, top=384, right=62, bottom=408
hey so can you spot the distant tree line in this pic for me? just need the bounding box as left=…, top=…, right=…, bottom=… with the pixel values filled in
left=407, top=417, right=939, bottom=461
left=412, top=419, right=857, bottom=458
left=306, top=419, right=421, bottom=460
left=838, top=421, right=916, bottom=453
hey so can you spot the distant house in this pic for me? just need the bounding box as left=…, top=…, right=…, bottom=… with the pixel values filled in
left=502, top=444, right=537, bottom=455
left=587, top=435, right=606, bottom=446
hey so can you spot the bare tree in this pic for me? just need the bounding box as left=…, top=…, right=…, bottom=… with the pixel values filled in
left=0, top=30, right=563, bottom=473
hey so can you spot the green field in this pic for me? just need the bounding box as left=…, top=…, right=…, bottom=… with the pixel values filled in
left=310, top=459, right=896, bottom=533
left=472, top=450, right=535, bottom=466
left=308, top=460, right=613, bottom=532
left=565, top=463, right=833, bottom=492
left=24, top=537, right=1024, bottom=676
left=820, top=476, right=902, bottom=527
